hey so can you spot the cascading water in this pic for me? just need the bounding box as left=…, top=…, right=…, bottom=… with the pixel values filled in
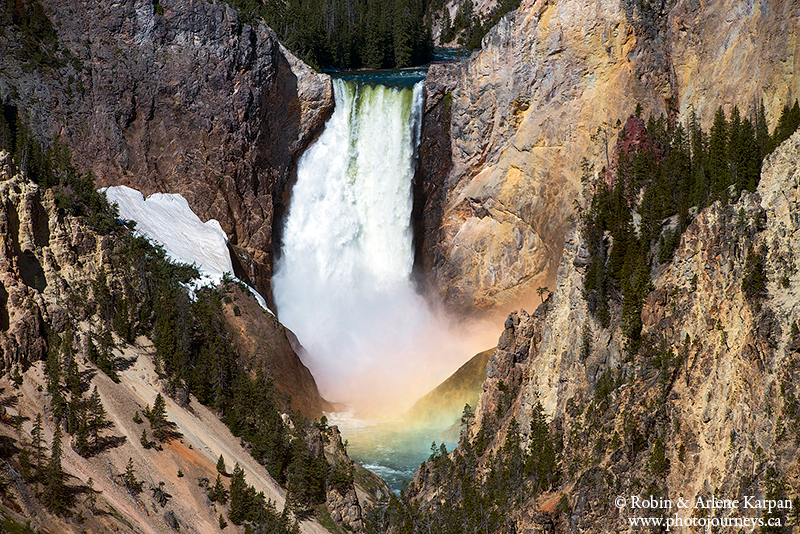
left=273, top=72, right=497, bottom=490
left=276, top=73, right=494, bottom=406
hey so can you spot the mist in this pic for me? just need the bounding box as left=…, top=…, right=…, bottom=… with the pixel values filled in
left=272, top=77, right=499, bottom=419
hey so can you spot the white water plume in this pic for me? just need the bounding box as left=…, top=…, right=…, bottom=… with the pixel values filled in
left=273, top=78, right=495, bottom=417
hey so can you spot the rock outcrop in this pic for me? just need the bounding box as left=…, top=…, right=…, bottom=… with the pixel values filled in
left=220, top=283, right=336, bottom=418
left=418, top=0, right=799, bottom=314
left=0, top=0, right=334, bottom=302
left=408, top=130, right=800, bottom=532
left=323, top=427, right=366, bottom=532
left=0, top=152, right=51, bottom=368
left=0, top=150, right=331, bottom=419
left=430, top=0, right=501, bottom=45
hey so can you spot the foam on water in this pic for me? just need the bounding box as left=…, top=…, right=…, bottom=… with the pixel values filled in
left=274, top=78, right=493, bottom=415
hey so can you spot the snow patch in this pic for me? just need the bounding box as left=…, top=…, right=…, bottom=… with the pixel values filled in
left=102, top=185, right=272, bottom=314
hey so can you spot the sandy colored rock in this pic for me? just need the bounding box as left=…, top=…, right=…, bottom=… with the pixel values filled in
left=0, top=150, right=342, bottom=532
left=418, top=0, right=799, bottom=315
left=409, top=131, right=800, bottom=531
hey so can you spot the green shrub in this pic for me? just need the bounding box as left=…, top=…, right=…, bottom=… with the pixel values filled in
left=742, top=244, right=768, bottom=308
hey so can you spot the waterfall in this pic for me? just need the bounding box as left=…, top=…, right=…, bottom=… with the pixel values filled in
left=273, top=76, right=488, bottom=417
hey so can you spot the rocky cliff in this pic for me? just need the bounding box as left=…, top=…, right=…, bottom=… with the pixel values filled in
left=0, top=148, right=330, bottom=416
left=402, top=130, right=800, bottom=532
left=418, top=0, right=799, bottom=314
left=0, top=149, right=385, bottom=533
left=0, top=151, right=58, bottom=368
left=0, top=0, right=333, bottom=303
left=220, top=283, right=336, bottom=418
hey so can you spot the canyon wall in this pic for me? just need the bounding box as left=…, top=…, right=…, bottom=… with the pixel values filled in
left=408, top=128, right=800, bottom=533
left=7, top=0, right=795, bottom=320
left=418, top=0, right=799, bottom=315
left=0, top=150, right=331, bottom=418
left=0, top=0, right=334, bottom=303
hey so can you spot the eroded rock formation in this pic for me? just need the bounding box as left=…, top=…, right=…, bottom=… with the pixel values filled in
left=408, top=130, right=800, bottom=531
left=0, top=150, right=331, bottom=418
left=0, top=0, right=334, bottom=302
left=220, top=283, right=335, bottom=418
left=418, top=0, right=799, bottom=314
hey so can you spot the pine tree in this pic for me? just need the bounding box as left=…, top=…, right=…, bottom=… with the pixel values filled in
left=212, top=352, right=230, bottom=411
left=286, top=438, right=311, bottom=514
left=31, top=413, right=45, bottom=477
left=649, top=436, right=669, bottom=476
left=453, top=0, right=473, bottom=34
left=440, top=5, right=452, bottom=45
left=727, top=105, right=742, bottom=193
left=65, top=352, right=82, bottom=436
left=742, top=244, right=768, bottom=308
left=124, top=457, right=141, bottom=495
left=525, top=400, right=558, bottom=491
left=140, top=428, right=151, bottom=449
left=217, top=454, right=226, bottom=475
left=112, top=295, right=133, bottom=343
left=87, top=332, right=119, bottom=381
left=209, top=474, right=228, bottom=504
left=74, top=399, right=90, bottom=457
left=149, top=393, right=169, bottom=441
left=43, top=424, right=66, bottom=513
left=362, top=0, right=386, bottom=68
left=639, top=181, right=662, bottom=244
left=667, top=123, right=692, bottom=226
left=87, top=386, right=112, bottom=449
left=228, top=463, right=247, bottom=525
left=774, top=103, right=792, bottom=144
left=708, top=106, right=729, bottom=203
left=738, top=117, right=759, bottom=193
left=755, top=99, right=773, bottom=158
left=773, top=100, right=800, bottom=148
left=393, top=0, right=414, bottom=67
left=500, top=417, right=524, bottom=482
left=93, top=268, right=113, bottom=323
left=789, top=100, right=800, bottom=133
left=11, top=365, right=23, bottom=388
left=460, top=403, right=475, bottom=433
left=689, top=110, right=709, bottom=207
left=45, top=341, right=61, bottom=396
left=86, top=336, right=99, bottom=366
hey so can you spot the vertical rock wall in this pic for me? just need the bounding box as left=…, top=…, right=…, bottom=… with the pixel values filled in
left=0, top=0, right=334, bottom=303
left=418, top=0, right=799, bottom=315
left=452, top=131, right=800, bottom=531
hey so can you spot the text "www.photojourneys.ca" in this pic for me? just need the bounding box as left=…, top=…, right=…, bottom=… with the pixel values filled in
left=615, top=494, right=791, bottom=531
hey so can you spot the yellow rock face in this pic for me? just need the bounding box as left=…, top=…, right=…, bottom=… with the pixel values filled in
left=425, top=0, right=799, bottom=315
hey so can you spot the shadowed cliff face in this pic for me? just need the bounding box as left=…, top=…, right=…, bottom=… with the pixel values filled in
left=0, top=0, right=334, bottom=303
left=418, top=0, right=799, bottom=315
left=219, top=284, right=337, bottom=418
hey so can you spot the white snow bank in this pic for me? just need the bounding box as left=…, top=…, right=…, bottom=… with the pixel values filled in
left=102, top=185, right=272, bottom=314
